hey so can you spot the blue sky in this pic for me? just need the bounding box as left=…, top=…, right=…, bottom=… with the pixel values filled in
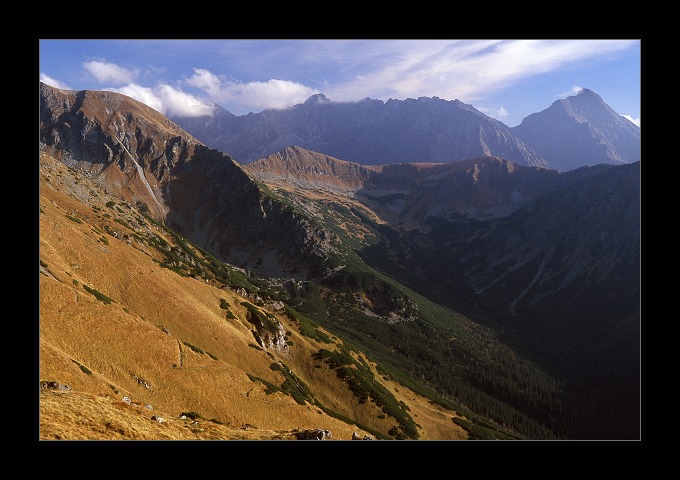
left=39, top=39, right=640, bottom=128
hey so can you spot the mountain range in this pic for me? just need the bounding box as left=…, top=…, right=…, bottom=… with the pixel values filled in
left=39, top=82, right=640, bottom=440
left=174, top=89, right=640, bottom=171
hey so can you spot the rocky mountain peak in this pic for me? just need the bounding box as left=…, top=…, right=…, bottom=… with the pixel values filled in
left=561, top=88, right=618, bottom=122
left=303, top=93, right=331, bottom=106
left=511, top=87, right=640, bottom=171
left=575, top=87, right=598, bottom=97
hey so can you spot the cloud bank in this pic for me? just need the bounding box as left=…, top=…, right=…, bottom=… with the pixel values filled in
left=107, top=83, right=215, bottom=118
left=186, top=69, right=319, bottom=112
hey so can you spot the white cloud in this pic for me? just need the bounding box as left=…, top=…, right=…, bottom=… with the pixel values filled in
left=185, top=68, right=223, bottom=98
left=106, top=83, right=215, bottom=118
left=83, top=60, right=138, bottom=85
left=186, top=68, right=319, bottom=112
left=622, top=114, right=640, bottom=127
left=478, top=106, right=509, bottom=120
left=558, top=85, right=584, bottom=98
left=40, top=73, right=70, bottom=90
left=108, top=84, right=164, bottom=112
left=321, top=40, right=635, bottom=105
left=156, top=84, right=215, bottom=118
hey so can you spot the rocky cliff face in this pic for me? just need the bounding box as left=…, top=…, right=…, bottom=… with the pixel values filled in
left=512, top=88, right=641, bottom=171
left=39, top=82, right=341, bottom=279
left=173, top=94, right=550, bottom=168
left=39, top=82, right=200, bottom=218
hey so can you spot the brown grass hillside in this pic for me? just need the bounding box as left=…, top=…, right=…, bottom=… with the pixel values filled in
left=39, top=151, right=468, bottom=440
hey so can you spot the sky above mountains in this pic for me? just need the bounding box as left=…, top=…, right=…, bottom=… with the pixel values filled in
left=39, top=39, right=640, bottom=128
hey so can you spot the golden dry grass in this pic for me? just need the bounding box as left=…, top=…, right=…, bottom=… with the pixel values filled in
left=40, top=390, right=297, bottom=440
left=367, top=366, right=468, bottom=440
left=39, top=151, right=466, bottom=441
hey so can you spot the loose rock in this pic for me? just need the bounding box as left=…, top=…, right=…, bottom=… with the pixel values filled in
left=294, top=429, right=332, bottom=440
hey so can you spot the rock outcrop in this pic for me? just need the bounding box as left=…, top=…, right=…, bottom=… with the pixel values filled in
left=40, top=381, right=72, bottom=392
left=243, top=303, right=289, bottom=352
left=294, top=429, right=332, bottom=440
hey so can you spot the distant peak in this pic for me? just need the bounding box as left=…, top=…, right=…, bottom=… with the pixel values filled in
left=570, top=88, right=607, bottom=104
left=282, top=145, right=305, bottom=155
left=550, top=88, right=606, bottom=112
left=568, top=88, right=608, bottom=109
left=575, top=88, right=597, bottom=97
left=304, top=93, right=331, bottom=105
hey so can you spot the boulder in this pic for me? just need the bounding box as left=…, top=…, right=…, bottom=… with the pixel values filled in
left=151, top=415, right=165, bottom=424
left=294, top=429, right=332, bottom=440
left=39, top=380, right=71, bottom=392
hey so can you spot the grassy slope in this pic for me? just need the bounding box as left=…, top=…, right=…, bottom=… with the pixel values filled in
left=39, top=151, right=467, bottom=440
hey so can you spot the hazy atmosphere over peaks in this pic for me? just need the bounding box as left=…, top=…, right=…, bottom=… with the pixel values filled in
left=39, top=39, right=640, bottom=128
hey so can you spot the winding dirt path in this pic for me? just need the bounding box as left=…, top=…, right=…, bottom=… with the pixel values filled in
left=177, top=340, right=184, bottom=368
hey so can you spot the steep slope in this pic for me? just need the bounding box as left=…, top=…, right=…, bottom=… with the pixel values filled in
left=247, top=146, right=640, bottom=439
left=364, top=162, right=641, bottom=439
left=39, top=151, right=469, bottom=440
left=39, top=82, right=342, bottom=279
left=420, top=161, right=640, bottom=321
left=512, top=88, right=641, bottom=171
left=174, top=94, right=550, bottom=168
